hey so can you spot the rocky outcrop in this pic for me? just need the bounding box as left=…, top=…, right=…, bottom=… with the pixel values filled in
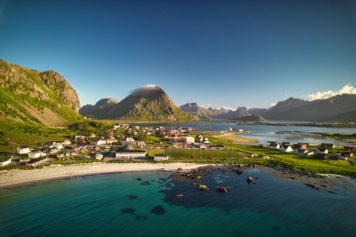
left=40, top=71, right=80, bottom=112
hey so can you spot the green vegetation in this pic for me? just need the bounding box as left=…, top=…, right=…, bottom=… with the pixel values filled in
left=316, top=132, right=356, bottom=140
left=0, top=59, right=82, bottom=126
left=0, top=119, right=74, bottom=153
left=234, top=115, right=266, bottom=122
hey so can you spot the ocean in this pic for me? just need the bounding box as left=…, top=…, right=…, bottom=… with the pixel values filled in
left=1, top=167, right=356, bottom=237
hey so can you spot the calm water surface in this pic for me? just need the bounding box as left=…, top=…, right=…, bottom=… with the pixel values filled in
left=138, top=122, right=356, bottom=145
left=1, top=168, right=356, bottom=237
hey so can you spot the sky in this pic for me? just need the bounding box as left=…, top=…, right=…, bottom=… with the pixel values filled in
left=1, top=0, right=356, bottom=109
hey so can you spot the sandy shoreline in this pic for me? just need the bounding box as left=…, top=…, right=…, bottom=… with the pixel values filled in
left=0, top=163, right=209, bottom=188
left=214, top=133, right=258, bottom=144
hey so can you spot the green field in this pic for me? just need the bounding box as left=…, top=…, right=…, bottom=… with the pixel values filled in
left=0, top=119, right=74, bottom=153
left=147, top=137, right=356, bottom=176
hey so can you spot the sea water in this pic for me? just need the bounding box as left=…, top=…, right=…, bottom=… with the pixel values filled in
left=1, top=168, right=356, bottom=237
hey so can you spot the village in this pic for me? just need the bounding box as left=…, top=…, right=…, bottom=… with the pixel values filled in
left=0, top=124, right=224, bottom=168
left=1, top=123, right=355, bottom=168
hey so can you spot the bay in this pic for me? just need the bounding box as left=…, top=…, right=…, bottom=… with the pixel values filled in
left=136, top=122, right=356, bottom=145
left=1, top=168, right=356, bottom=237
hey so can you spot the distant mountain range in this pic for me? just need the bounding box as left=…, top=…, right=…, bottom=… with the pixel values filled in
left=180, top=95, right=356, bottom=122
left=179, top=103, right=267, bottom=121
left=263, top=95, right=356, bottom=122
left=80, top=86, right=194, bottom=122
left=0, top=59, right=81, bottom=126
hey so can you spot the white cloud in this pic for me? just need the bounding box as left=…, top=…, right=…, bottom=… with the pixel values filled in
left=269, top=102, right=276, bottom=107
left=218, top=106, right=237, bottom=111
left=308, top=84, right=356, bottom=101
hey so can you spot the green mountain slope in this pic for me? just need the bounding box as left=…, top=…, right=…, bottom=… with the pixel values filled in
left=80, top=85, right=195, bottom=122
left=0, top=59, right=82, bottom=126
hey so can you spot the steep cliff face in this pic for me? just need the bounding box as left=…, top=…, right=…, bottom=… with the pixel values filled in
left=0, top=59, right=82, bottom=126
left=39, top=71, right=80, bottom=112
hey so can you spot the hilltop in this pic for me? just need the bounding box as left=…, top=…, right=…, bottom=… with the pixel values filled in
left=0, top=59, right=82, bottom=126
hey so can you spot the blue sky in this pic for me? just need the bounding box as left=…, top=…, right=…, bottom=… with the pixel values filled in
left=1, top=0, right=356, bottom=108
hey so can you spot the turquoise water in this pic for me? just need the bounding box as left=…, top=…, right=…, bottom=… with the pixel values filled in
left=1, top=169, right=356, bottom=237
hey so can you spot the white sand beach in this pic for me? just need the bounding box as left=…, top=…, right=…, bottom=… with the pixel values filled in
left=0, top=163, right=209, bottom=188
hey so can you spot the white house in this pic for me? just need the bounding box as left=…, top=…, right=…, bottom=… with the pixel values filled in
left=90, top=139, right=107, bottom=146
left=280, top=145, right=294, bottom=153
left=115, top=150, right=147, bottom=160
left=267, top=141, right=280, bottom=149
left=113, top=124, right=121, bottom=130
left=295, top=149, right=309, bottom=155
left=17, top=145, right=31, bottom=154
left=184, top=136, right=195, bottom=144
left=0, top=157, right=12, bottom=166
left=154, top=153, right=169, bottom=161
left=62, top=139, right=72, bottom=145
left=314, top=148, right=329, bottom=154
left=95, top=153, right=104, bottom=160
left=28, top=150, right=46, bottom=159
left=51, top=142, right=63, bottom=150
left=137, top=141, right=146, bottom=149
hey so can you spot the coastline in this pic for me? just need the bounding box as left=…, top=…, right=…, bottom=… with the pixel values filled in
left=213, top=133, right=258, bottom=144
left=0, top=163, right=210, bottom=188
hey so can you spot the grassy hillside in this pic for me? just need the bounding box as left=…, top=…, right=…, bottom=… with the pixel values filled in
left=0, top=59, right=82, bottom=126
left=0, top=119, right=74, bottom=153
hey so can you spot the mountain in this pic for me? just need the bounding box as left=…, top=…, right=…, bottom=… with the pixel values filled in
left=262, top=97, right=308, bottom=119
left=180, top=103, right=267, bottom=120
left=179, top=103, right=228, bottom=120
left=263, top=95, right=356, bottom=122
left=235, top=115, right=266, bottom=122
left=80, top=85, right=194, bottom=122
left=0, top=59, right=81, bottom=126
left=79, top=98, right=118, bottom=118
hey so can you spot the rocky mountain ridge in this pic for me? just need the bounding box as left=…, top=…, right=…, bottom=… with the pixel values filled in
left=0, top=59, right=81, bottom=126
left=80, top=85, right=194, bottom=122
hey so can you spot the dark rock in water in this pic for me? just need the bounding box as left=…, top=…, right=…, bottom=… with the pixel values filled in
left=121, top=208, right=135, bottom=214
left=305, top=183, right=320, bottom=190
left=151, top=205, right=166, bottom=215
left=247, top=176, right=253, bottom=184
left=136, top=178, right=142, bottom=181
left=216, top=185, right=228, bottom=192
left=127, top=194, right=138, bottom=200
left=198, top=184, right=209, bottom=191
left=141, top=181, right=151, bottom=185
left=235, top=169, right=243, bottom=175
